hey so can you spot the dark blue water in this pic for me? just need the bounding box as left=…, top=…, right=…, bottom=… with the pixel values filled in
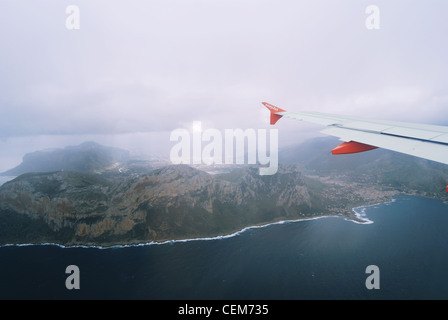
left=1, top=195, right=448, bottom=300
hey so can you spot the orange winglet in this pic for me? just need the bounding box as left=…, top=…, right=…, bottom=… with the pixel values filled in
left=332, top=141, right=378, bottom=155
left=262, top=102, right=286, bottom=125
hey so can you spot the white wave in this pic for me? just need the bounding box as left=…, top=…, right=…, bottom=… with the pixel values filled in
left=1, top=199, right=398, bottom=249
left=0, top=215, right=339, bottom=250
left=350, top=206, right=373, bottom=224
left=349, top=198, right=398, bottom=225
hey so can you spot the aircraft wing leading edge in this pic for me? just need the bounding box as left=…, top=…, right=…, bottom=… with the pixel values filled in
left=262, top=102, right=448, bottom=167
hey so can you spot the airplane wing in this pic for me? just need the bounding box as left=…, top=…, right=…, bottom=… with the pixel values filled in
left=262, top=102, right=448, bottom=166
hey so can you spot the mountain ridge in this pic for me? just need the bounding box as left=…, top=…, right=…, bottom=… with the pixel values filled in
left=1, top=138, right=446, bottom=246
left=0, top=163, right=338, bottom=246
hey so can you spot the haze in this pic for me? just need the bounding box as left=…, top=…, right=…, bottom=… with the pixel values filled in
left=1, top=0, right=447, bottom=172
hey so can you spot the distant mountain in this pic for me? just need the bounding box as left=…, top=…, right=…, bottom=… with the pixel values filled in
left=280, top=136, right=392, bottom=172
left=279, top=136, right=448, bottom=196
left=1, top=142, right=130, bottom=176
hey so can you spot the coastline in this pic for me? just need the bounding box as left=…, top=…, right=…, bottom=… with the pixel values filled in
left=349, top=198, right=397, bottom=224
left=6, top=193, right=438, bottom=250
left=0, top=210, right=374, bottom=250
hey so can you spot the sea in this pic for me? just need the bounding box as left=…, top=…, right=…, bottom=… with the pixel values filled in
left=1, top=190, right=448, bottom=300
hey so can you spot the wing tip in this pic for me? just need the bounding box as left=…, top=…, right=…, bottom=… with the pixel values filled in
left=262, top=102, right=286, bottom=125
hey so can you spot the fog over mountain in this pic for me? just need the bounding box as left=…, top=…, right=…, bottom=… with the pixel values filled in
left=1, top=142, right=130, bottom=176
left=1, top=1, right=448, bottom=172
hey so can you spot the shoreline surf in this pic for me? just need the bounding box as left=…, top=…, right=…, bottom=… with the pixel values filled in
left=350, top=198, right=398, bottom=224
left=1, top=196, right=416, bottom=250
left=0, top=211, right=377, bottom=250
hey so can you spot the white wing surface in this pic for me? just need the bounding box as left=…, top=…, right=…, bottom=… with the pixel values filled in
left=263, top=102, right=448, bottom=165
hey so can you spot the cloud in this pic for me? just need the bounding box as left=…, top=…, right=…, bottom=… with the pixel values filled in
left=0, top=0, right=447, bottom=159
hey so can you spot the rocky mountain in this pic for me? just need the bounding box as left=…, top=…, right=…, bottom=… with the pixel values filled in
left=0, top=141, right=130, bottom=176
left=0, top=164, right=339, bottom=246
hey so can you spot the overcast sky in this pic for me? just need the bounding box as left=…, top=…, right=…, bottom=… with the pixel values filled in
left=0, top=0, right=447, bottom=172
